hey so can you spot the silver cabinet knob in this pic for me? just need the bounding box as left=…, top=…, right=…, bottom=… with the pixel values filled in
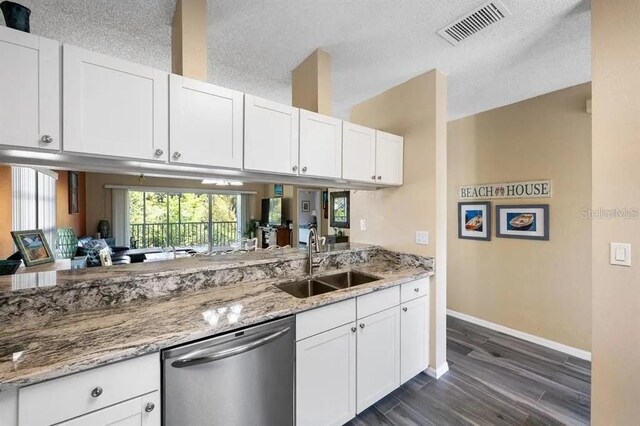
left=351, top=327, right=357, bottom=333
left=154, top=149, right=164, bottom=157
left=91, top=386, right=103, bottom=398
left=359, top=323, right=365, bottom=329
left=173, top=152, right=182, bottom=159
left=414, top=288, right=420, bottom=293
left=292, top=166, right=298, bottom=172
left=302, top=166, right=308, bottom=173
left=145, top=402, right=155, bottom=413
left=371, top=175, right=376, bottom=180
left=403, top=307, right=408, bottom=312
left=41, top=135, right=53, bottom=144
left=377, top=176, right=382, bottom=180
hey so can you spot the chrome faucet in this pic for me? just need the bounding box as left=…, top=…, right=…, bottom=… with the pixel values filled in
left=307, top=228, right=321, bottom=275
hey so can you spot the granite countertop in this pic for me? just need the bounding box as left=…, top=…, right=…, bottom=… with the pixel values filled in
left=0, top=244, right=433, bottom=391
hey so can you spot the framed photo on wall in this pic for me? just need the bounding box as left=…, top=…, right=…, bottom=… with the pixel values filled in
left=496, top=204, right=549, bottom=241
left=10, top=229, right=55, bottom=267
left=458, top=202, right=491, bottom=241
left=301, top=200, right=310, bottom=212
left=68, top=171, right=79, bottom=214
left=274, top=184, right=283, bottom=198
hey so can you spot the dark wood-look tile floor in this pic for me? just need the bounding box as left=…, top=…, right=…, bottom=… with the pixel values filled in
left=346, top=316, right=591, bottom=426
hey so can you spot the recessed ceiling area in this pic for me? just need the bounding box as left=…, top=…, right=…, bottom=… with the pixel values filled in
left=3, top=0, right=591, bottom=121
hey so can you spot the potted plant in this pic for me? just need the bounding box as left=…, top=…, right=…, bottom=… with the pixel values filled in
left=244, top=219, right=259, bottom=238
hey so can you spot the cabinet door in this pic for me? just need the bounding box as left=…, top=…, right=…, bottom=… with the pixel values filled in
left=356, top=307, right=400, bottom=413
left=375, top=131, right=404, bottom=185
left=57, top=392, right=159, bottom=426
left=169, top=75, right=243, bottom=168
left=63, top=45, right=168, bottom=161
left=400, top=296, right=429, bottom=384
left=0, top=27, right=60, bottom=151
left=342, top=122, right=376, bottom=183
left=244, top=95, right=299, bottom=174
left=297, top=322, right=357, bottom=426
left=299, top=110, right=342, bottom=179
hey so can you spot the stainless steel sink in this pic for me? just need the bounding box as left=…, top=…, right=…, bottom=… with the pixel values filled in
left=315, top=271, right=381, bottom=289
left=275, top=271, right=382, bottom=299
left=275, top=279, right=338, bottom=299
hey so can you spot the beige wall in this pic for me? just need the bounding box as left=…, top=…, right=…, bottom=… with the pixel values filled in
left=0, top=166, right=12, bottom=257
left=171, top=0, right=207, bottom=80
left=592, top=0, right=640, bottom=423
left=349, top=69, right=449, bottom=374
left=448, top=83, right=592, bottom=351
left=85, top=173, right=265, bottom=236
left=292, top=49, right=332, bottom=116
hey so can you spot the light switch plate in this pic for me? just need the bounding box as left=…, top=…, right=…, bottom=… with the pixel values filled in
left=416, top=231, right=429, bottom=245
left=360, top=219, right=367, bottom=232
left=610, top=242, right=631, bottom=267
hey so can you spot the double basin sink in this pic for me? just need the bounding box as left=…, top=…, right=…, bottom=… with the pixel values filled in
left=275, top=271, right=381, bottom=299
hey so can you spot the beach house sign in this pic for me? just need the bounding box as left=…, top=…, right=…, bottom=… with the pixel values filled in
left=459, top=180, right=552, bottom=200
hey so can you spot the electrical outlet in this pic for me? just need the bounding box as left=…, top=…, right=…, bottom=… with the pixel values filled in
left=360, top=219, right=367, bottom=231
left=416, top=231, right=429, bottom=245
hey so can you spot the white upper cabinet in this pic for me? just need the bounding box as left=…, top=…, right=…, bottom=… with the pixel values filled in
left=342, top=122, right=376, bottom=183
left=375, top=131, right=404, bottom=185
left=169, top=75, right=243, bottom=169
left=299, top=110, right=342, bottom=179
left=356, top=307, right=401, bottom=413
left=0, top=27, right=60, bottom=151
left=63, top=45, right=168, bottom=161
left=244, top=95, right=299, bottom=175
left=400, top=296, right=429, bottom=384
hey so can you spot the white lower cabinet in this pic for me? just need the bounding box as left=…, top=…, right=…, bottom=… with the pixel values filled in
left=296, top=322, right=357, bottom=426
left=17, top=353, right=159, bottom=426
left=400, top=296, right=430, bottom=384
left=356, top=307, right=401, bottom=413
left=295, top=278, right=430, bottom=425
left=58, top=391, right=159, bottom=426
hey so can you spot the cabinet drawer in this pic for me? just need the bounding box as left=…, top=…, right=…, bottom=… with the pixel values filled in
left=401, top=278, right=429, bottom=303
left=19, top=353, right=159, bottom=426
left=296, top=299, right=356, bottom=341
left=357, top=287, right=400, bottom=319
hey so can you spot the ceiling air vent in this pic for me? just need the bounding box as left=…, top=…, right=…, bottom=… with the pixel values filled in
left=437, top=1, right=511, bottom=46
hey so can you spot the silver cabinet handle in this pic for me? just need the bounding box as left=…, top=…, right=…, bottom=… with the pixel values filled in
left=351, top=327, right=357, bottom=333
left=173, top=152, right=182, bottom=159
left=377, top=176, right=382, bottom=180
left=414, top=288, right=420, bottom=293
left=171, top=326, right=290, bottom=368
left=292, top=166, right=298, bottom=172
left=371, top=175, right=376, bottom=180
left=154, top=149, right=164, bottom=157
left=403, top=307, right=408, bottom=312
left=145, top=402, right=155, bottom=413
left=41, top=135, right=53, bottom=144
left=91, top=386, right=103, bottom=398
left=359, top=323, right=365, bottom=329
left=302, top=166, right=308, bottom=173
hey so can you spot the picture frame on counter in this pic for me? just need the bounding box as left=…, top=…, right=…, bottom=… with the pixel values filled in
left=458, top=202, right=491, bottom=241
left=496, top=204, right=550, bottom=241
left=10, top=229, right=55, bottom=267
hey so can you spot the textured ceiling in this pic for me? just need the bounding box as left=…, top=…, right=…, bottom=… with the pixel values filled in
left=4, top=0, right=591, bottom=120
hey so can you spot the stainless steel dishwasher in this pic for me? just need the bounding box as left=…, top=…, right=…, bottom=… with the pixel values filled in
left=162, top=316, right=295, bottom=426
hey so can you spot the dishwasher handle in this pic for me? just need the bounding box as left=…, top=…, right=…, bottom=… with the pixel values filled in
left=170, top=326, right=291, bottom=368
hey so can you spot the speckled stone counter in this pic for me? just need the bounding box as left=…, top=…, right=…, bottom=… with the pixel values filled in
left=0, top=244, right=433, bottom=391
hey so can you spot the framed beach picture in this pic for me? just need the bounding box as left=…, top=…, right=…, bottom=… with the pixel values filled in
left=10, top=229, right=55, bottom=267
left=496, top=204, right=549, bottom=241
left=458, top=202, right=491, bottom=241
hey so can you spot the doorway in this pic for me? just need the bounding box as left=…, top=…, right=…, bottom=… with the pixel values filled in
left=296, top=188, right=322, bottom=246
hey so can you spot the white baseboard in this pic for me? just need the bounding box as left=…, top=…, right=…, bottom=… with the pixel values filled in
left=447, top=309, right=592, bottom=361
left=425, top=362, right=449, bottom=379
